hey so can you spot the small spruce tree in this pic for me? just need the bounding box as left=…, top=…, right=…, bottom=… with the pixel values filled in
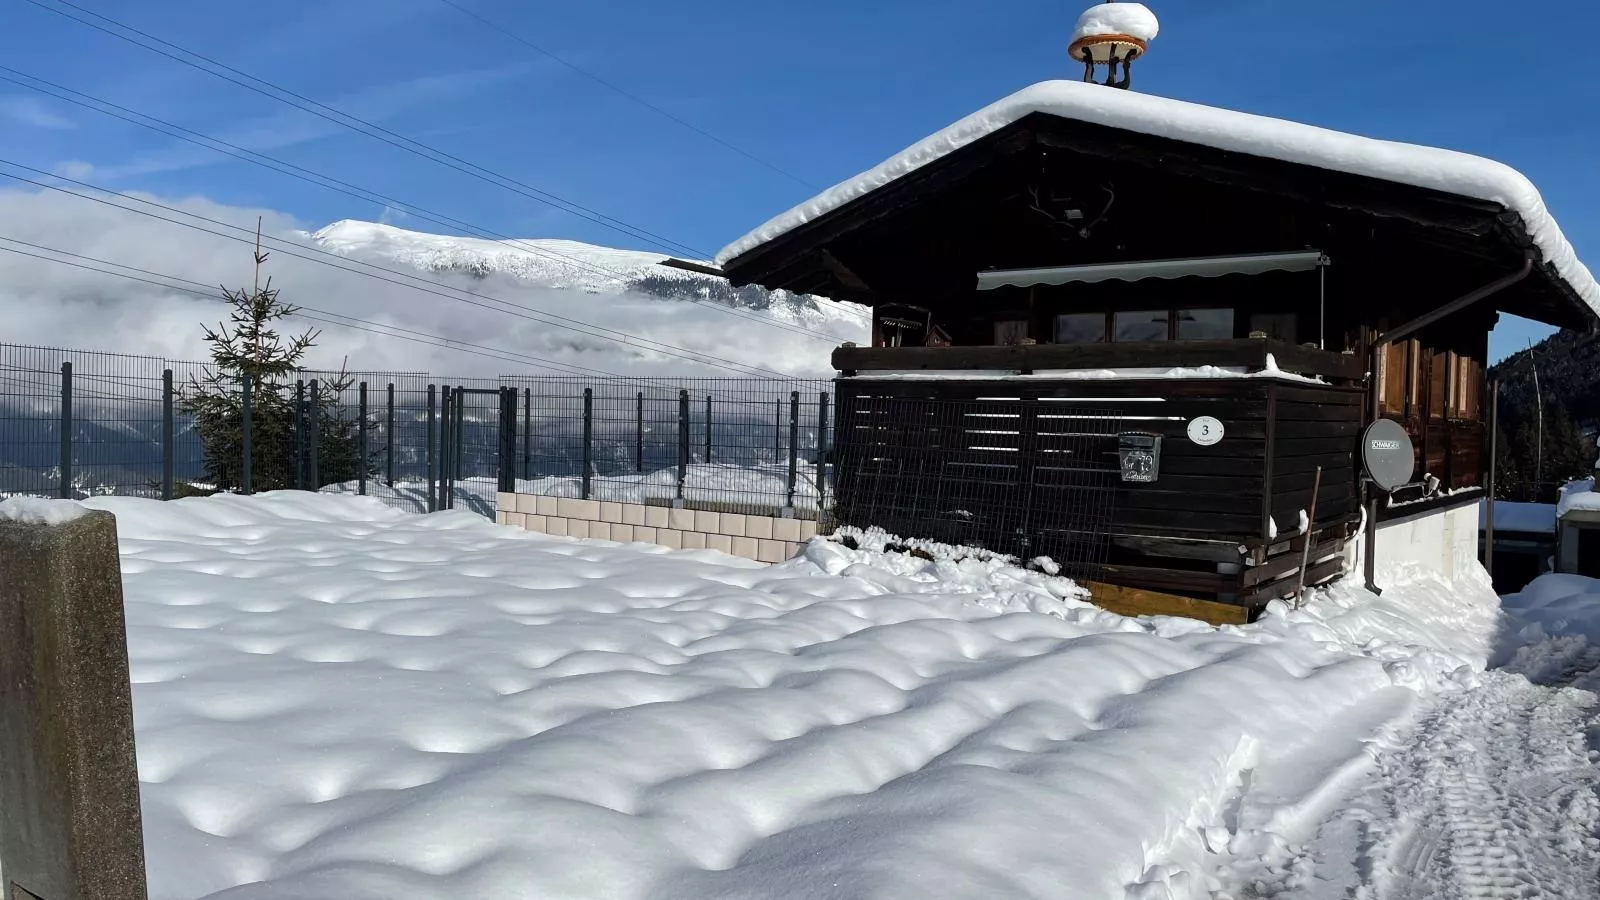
left=182, top=222, right=319, bottom=492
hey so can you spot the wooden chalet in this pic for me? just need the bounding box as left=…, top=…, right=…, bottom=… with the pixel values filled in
left=717, top=80, right=1600, bottom=620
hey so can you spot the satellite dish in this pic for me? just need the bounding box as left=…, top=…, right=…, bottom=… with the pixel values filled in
left=1361, top=419, right=1415, bottom=492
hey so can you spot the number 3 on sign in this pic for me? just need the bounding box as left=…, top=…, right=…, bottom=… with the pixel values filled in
left=1187, top=416, right=1224, bottom=446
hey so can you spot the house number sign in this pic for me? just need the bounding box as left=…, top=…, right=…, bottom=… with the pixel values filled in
left=1187, top=416, right=1224, bottom=446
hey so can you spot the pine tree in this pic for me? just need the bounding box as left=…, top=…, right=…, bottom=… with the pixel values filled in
left=304, top=358, right=377, bottom=487
left=1492, top=423, right=1523, bottom=499
left=181, top=222, right=319, bottom=492
left=1543, top=400, right=1596, bottom=485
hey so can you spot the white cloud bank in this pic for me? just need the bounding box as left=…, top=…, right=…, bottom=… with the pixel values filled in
left=0, top=188, right=860, bottom=379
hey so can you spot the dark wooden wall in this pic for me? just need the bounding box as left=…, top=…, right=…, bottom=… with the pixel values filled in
left=833, top=377, right=1365, bottom=558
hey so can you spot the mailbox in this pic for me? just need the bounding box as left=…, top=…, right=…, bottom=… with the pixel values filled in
left=1118, top=432, right=1162, bottom=483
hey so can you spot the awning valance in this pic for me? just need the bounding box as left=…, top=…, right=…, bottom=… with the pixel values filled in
left=976, top=250, right=1329, bottom=291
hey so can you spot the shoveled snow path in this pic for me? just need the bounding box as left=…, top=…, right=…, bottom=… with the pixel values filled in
left=1280, top=663, right=1600, bottom=899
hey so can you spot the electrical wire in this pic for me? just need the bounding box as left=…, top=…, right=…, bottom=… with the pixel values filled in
left=431, top=0, right=817, bottom=189
left=20, top=0, right=710, bottom=259
left=0, top=159, right=792, bottom=377
left=0, top=66, right=860, bottom=342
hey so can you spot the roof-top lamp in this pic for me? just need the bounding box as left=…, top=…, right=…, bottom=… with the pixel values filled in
left=1069, top=2, right=1159, bottom=90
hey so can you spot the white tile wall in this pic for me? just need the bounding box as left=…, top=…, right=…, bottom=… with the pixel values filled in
left=495, top=496, right=820, bottom=564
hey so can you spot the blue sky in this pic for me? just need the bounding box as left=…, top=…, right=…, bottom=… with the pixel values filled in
left=3, top=0, right=1596, bottom=361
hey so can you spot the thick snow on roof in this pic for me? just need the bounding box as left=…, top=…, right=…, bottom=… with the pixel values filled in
left=1558, top=478, right=1600, bottom=518
left=1072, top=2, right=1159, bottom=43
left=716, top=81, right=1599, bottom=318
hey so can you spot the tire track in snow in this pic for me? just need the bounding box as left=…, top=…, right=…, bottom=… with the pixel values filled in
left=1305, top=668, right=1600, bottom=900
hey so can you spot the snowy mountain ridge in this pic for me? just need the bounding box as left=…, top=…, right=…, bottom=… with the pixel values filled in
left=310, top=220, right=674, bottom=292
left=309, top=220, right=868, bottom=332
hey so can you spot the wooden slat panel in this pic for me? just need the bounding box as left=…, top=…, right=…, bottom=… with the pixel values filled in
left=1098, top=564, right=1229, bottom=593
left=1241, top=536, right=1349, bottom=587
left=1246, top=556, right=1347, bottom=604
left=1111, top=507, right=1262, bottom=536
left=1271, top=386, right=1364, bottom=406
left=1272, top=401, right=1370, bottom=422
left=831, top=378, right=1369, bottom=558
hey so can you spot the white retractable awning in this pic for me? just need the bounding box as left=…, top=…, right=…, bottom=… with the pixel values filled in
left=976, top=250, right=1329, bottom=291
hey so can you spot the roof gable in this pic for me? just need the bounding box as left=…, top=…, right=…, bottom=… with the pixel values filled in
left=717, top=81, right=1597, bottom=323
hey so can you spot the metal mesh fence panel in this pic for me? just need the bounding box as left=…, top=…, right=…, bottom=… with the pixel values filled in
left=0, top=342, right=836, bottom=522
left=831, top=393, right=1123, bottom=582
left=502, top=377, right=832, bottom=519
left=0, top=345, right=67, bottom=499
left=0, top=344, right=210, bottom=500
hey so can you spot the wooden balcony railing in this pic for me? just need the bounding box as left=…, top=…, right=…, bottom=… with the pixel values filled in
left=833, top=338, right=1366, bottom=382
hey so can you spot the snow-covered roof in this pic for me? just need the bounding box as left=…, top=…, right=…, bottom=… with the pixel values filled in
left=1558, top=478, right=1600, bottom=519
left=716, top=81, right=1599, bottom=319
left=1072, top=2, right=1159, bottom=44
left=1481, top=500, right=1556, bottom=535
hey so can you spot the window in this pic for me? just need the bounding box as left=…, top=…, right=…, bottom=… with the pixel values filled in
left=994, top=319, right=1030, bottom=346
left=1176, top=308, right=1234, bottom=340
left=1449, top=354, right=1482, bottom=420
left=1249, top=312, right=1297, bottom=343
left=1114, top=310, right=1170, bottom=342
left=1379, top=342, right=1407, bottom=415
left=1406, top=340, right=1422, bottom=417
left=1428, top=349, right=1447, bottom=421
left=1054, top=313, right=1106, bottom=344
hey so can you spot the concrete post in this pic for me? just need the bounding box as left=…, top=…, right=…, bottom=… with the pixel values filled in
left=0, top=506, right=147, bottom=900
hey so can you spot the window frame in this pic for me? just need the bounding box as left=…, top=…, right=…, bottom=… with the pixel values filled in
left=1113, top=309, right=1174, bottom=343
left=1174, top=307, right=1236, bottom=341
left=1053, top=312, right=1109, bottom=344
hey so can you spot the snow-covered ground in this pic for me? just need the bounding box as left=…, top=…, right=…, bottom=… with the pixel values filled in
left=47, top=491, right=1593, bottom=899
left=1213, top=573, right=1600, bottom=899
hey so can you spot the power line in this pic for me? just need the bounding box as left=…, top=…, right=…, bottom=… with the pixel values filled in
left=431, top=0, right=816, bottom=190
left=0, top=159, right=791, bottom=377
left=0, top=66, right=859, bottom=343
left=20, top=0, right=711, bottom=260
left=0, top=235, right=632, bottom=377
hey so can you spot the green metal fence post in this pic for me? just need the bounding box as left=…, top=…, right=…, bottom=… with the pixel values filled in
left=385, top=382, right=395, bottom=488
left=241, top=375, right=253, bottom=496
left=294, top=380, right=306, bottom=490
left=161, top=369, right=174, bottom=500
left=358, top=381, right=368, bottom=497
left=582, top=388, right=594, bottom=500
left=816, top=391, right=830, bottom=514
left=308, top=379, right=321, bottom=490
left=58, top=362, right=72, bottom=499
left=426, top=384, right=437, bottom=513
left=676, top=389, right=689, bottom=503
left=786, top=391, right=800, bottom=510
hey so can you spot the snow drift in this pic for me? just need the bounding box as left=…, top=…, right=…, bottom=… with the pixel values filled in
left=75, top=491, right=1507, bottom=899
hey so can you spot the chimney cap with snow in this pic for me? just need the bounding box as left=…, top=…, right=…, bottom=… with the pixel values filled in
left=1069, top=2, right=1158, bottom=90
